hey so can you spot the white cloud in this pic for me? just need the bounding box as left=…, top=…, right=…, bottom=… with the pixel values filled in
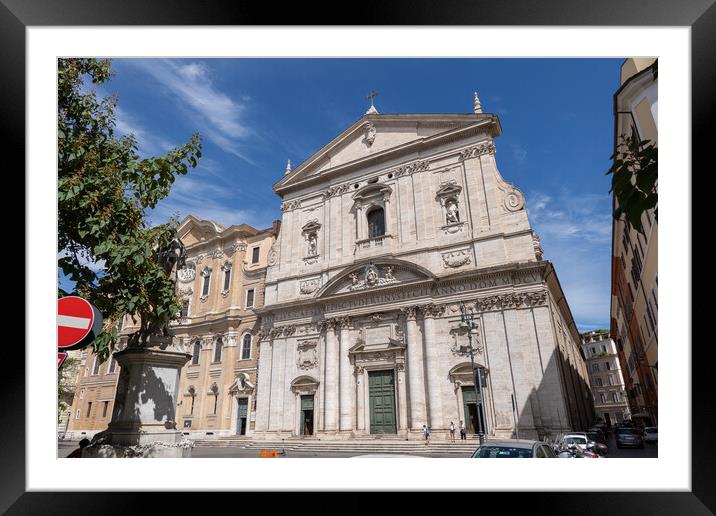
left=147, top=171, right=276, bottom=230
left=510, top=143, right=527, bottom=162
left=114, top=107, right=175, bottom=156
left=129, top=59, right=253, bottom=163
left=526, top=189, right=613, bottom=329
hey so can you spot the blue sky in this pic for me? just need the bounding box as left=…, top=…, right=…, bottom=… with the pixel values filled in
left=63, top=58, right=623, bottom=331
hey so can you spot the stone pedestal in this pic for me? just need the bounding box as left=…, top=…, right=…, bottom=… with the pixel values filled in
left=83, top=346, right=193, bottom=458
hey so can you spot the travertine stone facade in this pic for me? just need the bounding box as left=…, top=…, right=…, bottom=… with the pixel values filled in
left=255, top=110, right=592, bottom=441
left=66, top=216, right=279, bottom=440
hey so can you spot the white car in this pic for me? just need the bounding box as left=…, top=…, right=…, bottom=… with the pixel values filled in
left=643, top=427, right=658, bottom=443
left=560, top=433, right=589, bottom=451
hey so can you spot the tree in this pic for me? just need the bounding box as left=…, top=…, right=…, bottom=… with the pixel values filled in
left=58, top=58, right=202, bottom=361
left=606, top=135, right=657, bottom=232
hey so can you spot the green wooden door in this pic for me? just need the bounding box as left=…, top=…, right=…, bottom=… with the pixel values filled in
left=369, top=370, right=397, bottom=434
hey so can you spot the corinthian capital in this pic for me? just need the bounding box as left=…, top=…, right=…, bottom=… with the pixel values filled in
left=338, top=316, right=352, bottom=329
left=400, top=306, right=419, bottom=320
left=421, top=303, right=446, bottom=318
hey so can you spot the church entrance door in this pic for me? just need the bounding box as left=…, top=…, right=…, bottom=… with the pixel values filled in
left=369, top=370, right=397, bottom=434
left=300, top=395, right=314, bottom=436
left=462, top=386, right=485, bottom=435
left=236, top=398, right=248, bottom=435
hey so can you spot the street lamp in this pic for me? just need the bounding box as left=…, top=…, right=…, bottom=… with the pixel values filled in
left=459, top=301, right=486, bottom=445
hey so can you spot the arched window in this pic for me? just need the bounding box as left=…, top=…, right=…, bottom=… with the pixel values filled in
left=214, top=338, right=223, bottom=363
left=241, top=334, right=252, bottom=360
left=367, top=207, right=385, bottom=238
left=192, top=341, right=201, bottom=365
left=180, top=299, right=189, bottom=318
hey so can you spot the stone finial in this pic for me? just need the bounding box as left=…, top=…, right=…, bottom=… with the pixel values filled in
left=473, top=91, right=483, bottom=114
left=365, top=104, right=378, bottom=115
left=284, top=159, right=292, bottom=175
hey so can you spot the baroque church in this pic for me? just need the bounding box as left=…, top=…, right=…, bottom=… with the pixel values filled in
left=64, top=94, right=593, bottom=444
left=253, top=95, right=593, bottom=441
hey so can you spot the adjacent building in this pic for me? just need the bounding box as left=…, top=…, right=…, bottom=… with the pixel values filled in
left=581, top=330, right=630, bottom=426
left=65, top=215, right=279, bottom=440
left=254, top=96, right=593, bottom=441
left=609, top=58, right=658, bottom=426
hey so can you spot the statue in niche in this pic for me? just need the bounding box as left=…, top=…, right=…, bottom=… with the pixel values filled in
left=307, top=232, right=318, bottom=257
left=446, top=199, right=460, bottom=224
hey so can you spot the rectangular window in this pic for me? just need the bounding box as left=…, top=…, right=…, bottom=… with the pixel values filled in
left=596, top=377, right=603, bottom=387
left=92, top=356, right=101, bottom=375
left=102, top=401, right=109, bottom=418
left=605, top=362, right=611, bottom=370
left=600, top=393, right=607, bottom=404
left=180, top=300, right=189, bottom=318
left=202, top=274, right=210, bottom=296
left=612, top=392, right=620, bottom=403
left=76, top=409, right=81, bottom=420
left=608, top=375, right=615, bottom=386
left=86, top=402, right=92, bottom=418
left=251, top=247, right=260, bottom=264
left=223, top=269, right=231, bottom=291
left=246, top=288, right=255, bottom=308
left=601, top=344, right=606, bottom=353
left=108, top=355, right=116, bottom=374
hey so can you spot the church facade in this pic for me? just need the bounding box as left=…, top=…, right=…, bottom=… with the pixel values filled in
left=253, top=99, right=593, bottom=441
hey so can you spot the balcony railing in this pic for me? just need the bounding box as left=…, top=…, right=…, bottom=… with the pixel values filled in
left=355, top=234, right=393, bottom=251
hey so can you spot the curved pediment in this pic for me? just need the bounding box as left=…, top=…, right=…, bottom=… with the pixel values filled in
left=316, top=258, right=434, bottom=298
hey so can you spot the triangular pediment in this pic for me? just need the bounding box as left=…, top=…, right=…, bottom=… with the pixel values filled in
left=275, top=113, right=498, bottom=194
left=316, top=258, right=434, bottom=298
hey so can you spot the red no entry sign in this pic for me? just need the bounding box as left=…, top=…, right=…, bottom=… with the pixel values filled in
left=58, top=296, right=103, bottom=350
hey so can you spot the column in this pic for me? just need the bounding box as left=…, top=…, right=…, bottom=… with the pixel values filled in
left=355, top=366, right=366, bottom=431
left=268, top=331, right=284, bottom=432
left=338, top=317, right=354, bottom=432
left=397, top=363, right=408, bottom=431
left=254, top=335, right=272, bottom=432
left=323, top=319, right=339, bottom=431
left=423, top=303, right=445, bottom=430
left=402, top=307, right=426, bottom=430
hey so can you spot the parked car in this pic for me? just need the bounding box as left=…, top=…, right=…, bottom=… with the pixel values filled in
left=643, top=427, right=658, bottom=443
left=615, top=427, right=644, bottom=449
left=559, top=433, right=590, bottom=451
left=471, top=439, right=557, bottom=458
left=586, top=428, right=607, bottom=444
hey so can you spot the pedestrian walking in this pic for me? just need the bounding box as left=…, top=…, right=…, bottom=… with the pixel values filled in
left=460, top=420, right=467, bottom=440
left=423, top=423, right=430, bottom=445
left=67, top=438, right=90, bottom=458
left=449, top=421, right=456, bottom=442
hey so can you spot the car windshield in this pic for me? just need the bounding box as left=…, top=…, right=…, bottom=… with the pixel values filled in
left=472, top=446, right=533, bottom=458
left=644, top=428, right=657, bottom=433
left=617, top=428, right=640, bottom=435
left=563, top=436, right=587, bottom=445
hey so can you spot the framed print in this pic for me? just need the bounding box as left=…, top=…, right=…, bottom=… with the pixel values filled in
left=5, top=0, right=709, bottom=513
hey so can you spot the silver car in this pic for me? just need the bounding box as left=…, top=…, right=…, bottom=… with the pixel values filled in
left=470, top=439, right=557, bottom=458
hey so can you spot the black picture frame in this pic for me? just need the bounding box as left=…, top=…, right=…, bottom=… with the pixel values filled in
left=5, top=0, right=706, bottom=513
